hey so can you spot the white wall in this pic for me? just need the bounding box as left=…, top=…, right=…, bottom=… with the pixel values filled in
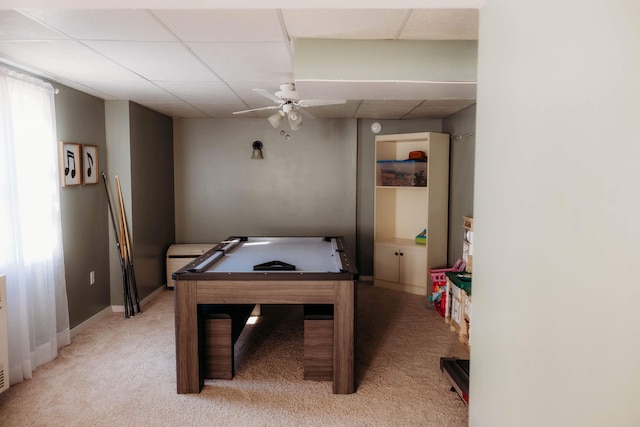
left=472, top=1, right=640, bottom=426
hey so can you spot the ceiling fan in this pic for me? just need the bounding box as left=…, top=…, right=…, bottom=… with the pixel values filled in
left=233, top=83, right=346, bottom=130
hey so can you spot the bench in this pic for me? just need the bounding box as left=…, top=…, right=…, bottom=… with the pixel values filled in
left=200, top=304, right=256, bottom=379
left=303, top=304, right=334, bottom=381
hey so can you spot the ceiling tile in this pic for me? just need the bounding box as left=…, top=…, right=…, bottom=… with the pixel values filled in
left=302, top=101, right=360, bottom=118
left=153, top=9, right=285, bottom=42
left=188, top=42, right=292, bottom=82
left=138, top=101, right=209, bottom=118
left=0, top=40, right=144, bottom=81
left=84, top=41, right=220, bottom=81
left=191, top=102, right=255, bottom=118
left=402, top=99, right=475, bottom=118
left=401, top=9, right=479, bottom=40
left=356, top=100, right=423, bottom=119
left=76, top=80, right=182, bottom=102
left=282, top=9, right=408, bottom=39
left=0, top=10, right=67, bottom=40
left=21, top=9, right=175, bottom=41
left=154, top=81, right=241, bottom=104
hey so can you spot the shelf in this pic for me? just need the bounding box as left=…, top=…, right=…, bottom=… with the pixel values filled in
left=376, top=185, right=428, bottom=190
left=373, top=132, right=450, bottom=297
left=375, top=238, right=426, bottom=249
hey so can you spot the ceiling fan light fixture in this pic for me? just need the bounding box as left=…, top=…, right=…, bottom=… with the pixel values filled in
left=287, top=110, right=302, bottom=130
left=268, top=111, right=284, bottom=128
left=233, top=83, right=344, bottom=129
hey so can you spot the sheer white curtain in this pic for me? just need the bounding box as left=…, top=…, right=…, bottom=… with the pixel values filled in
left=0, top=66, right=70, bottom=385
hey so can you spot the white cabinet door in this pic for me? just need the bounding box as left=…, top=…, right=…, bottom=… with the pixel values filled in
left=375, top=243, right=426, bottom=288
left=374, top=244, right=399, bottom=283
left=398, top=246, right=427, bottom=287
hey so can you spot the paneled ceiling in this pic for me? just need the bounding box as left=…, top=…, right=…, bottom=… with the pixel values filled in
left=0, top=5, right=481, bottom=120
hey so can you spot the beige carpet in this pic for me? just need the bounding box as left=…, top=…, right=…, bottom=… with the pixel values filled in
left=0, top=282, right=469, bottom=426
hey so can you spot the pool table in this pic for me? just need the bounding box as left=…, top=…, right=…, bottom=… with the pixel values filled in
left=172, top=236, right=358, bottom=394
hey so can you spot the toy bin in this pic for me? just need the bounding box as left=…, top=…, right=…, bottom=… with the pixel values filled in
left=430, top=280, right=447, bottom=317
left=429, top=270, right=448, bottom=317
left=377, top=159, right=427, bottom=186
left=429, top=259, right=466, bottom=317
left=433, top=291, right=447, bottom=317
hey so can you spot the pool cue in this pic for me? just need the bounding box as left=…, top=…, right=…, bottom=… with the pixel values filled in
left=102, top=172, right=132, bottom=318
left=116, top=196, right=135, bottom=317
left=115, top=175, right=141, bottom=314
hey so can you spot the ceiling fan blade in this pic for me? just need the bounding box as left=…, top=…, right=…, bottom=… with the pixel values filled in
left=252, top=89, right=283, bottom=104
left=297, top=99, right=347, bottom=107
left=297, top=108, right=316, bottom=119
left=233, top=105, right=282, bottom=115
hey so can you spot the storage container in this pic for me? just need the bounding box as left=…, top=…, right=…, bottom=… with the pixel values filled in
left=434, top=292, right=447, bottom=317
left=429, top=258, right=466, bottom=284
left=377, top=159, right=427, bottom=186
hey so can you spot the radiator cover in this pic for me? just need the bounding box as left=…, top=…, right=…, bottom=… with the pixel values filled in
left=0, top=275, right=9, bottom=393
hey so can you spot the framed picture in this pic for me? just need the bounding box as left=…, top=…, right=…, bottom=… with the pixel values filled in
left=82, top=145, right=98, bottom=185
left=60, top=142, right=81, bottom=186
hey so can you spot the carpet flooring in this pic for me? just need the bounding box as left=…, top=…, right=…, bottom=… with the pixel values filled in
left=0, top=282, right=469, bottom=426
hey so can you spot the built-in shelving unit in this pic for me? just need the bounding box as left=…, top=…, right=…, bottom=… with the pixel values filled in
left=373, top=132, right=450, bottom=296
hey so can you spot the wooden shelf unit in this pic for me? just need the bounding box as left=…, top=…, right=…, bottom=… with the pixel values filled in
left=373, top=132, right=450, bottom=296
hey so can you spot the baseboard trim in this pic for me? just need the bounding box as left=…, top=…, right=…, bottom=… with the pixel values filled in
left=72, top=286, right=166, bottom=338
left=70, top=305, right=112, bottom=338
left=373, top=279, right=427, bottom=296
left=111, top=285, right=165, bottom=313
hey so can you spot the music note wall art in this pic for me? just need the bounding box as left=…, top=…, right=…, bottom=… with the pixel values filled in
left=60, top=142, right=81, bottom=186
left=83, top=145, right=98, bottom=185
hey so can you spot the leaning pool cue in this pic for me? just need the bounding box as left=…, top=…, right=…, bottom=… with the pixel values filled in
left=114, top=176, right=136, bottom=316
left=117, top=198, right=135, bottom=317
left=102, top=172, right=132, bottom=318
left=115, top=174, right=141, bottom=314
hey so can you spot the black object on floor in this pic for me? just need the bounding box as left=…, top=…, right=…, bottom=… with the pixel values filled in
left=440, top=357, right=469, bottom=406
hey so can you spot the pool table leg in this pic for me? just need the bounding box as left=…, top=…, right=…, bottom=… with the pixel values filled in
left=333, top=280, right=356, bottom=394
left=175, top=280, right=202, bottom=394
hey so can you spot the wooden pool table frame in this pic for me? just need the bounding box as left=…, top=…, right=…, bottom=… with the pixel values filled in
left=173, top=236, right=358, bottom=394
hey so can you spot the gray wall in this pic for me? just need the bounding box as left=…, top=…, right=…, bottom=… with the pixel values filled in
left=106, top=101, right=174, bottom=303
left=105, top=100, right=132, bottom=304
left=129, top=102, right=175, bottom=294
left=356, top=119, right=443, bottom=276
left=49, top=75, right=475, bottom=327
left=173, top=118, right=358, bottom=256
left=56, top=95, right=173, bottom=320
left=55, top=85, right=110, bottom=328
left=442, top=104, right=475, bottom=263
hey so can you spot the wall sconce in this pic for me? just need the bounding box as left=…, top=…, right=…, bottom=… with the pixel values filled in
left=251, top=140, right=264, bottom=159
